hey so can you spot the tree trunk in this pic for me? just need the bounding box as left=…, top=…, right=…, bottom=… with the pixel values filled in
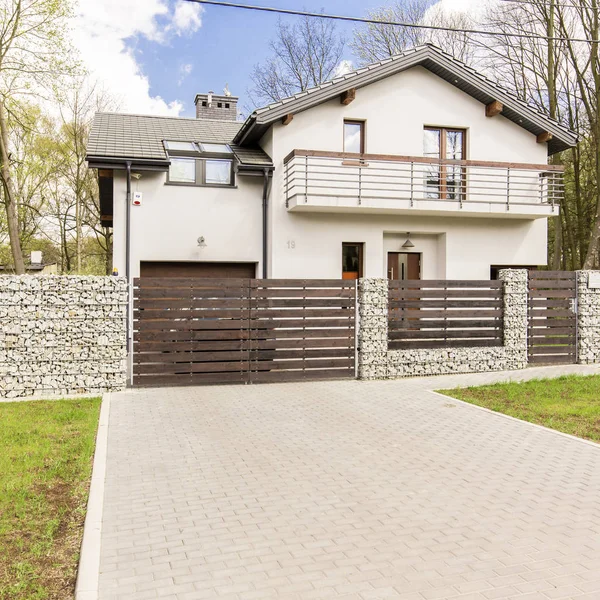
left=583, top=0, right=600, bottom=269
left=0, top=101, right=25, bottom=274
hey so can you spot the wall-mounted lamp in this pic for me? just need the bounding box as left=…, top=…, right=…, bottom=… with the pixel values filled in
left=402, top=233, right=415, bottom=249
left=197, top=236, right=207, bottom=248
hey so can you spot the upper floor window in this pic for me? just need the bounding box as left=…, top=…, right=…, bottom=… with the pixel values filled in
left=205, top=159, right=232, bottom=185
left=344, top=120, right=364, bottom=154
left=169, top=158, right=196, bottom=183
left=424, top=127, right=466, bottom=200
left=164, top=140, right=234, bottom=186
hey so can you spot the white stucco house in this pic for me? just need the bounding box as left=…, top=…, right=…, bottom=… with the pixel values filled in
left=87, top=44, right=577, bottom=283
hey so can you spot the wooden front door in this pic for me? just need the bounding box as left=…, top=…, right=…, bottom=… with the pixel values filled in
left=387, top=253, right=421, bottom=280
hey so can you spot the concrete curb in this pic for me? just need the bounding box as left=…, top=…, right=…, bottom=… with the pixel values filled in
left=429, top=389, right=600, bottom=451
left=75, top=392, right=111, bottom=600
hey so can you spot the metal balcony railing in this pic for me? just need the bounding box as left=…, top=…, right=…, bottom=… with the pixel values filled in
left=283, top=150, right=564, bottom=210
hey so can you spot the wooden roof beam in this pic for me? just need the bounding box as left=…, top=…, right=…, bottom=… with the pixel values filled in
left=485, top=100, right=503, bottom=117
left=537, top=131, right=553, bottom=144
left=281, top=114, right=294, bottom=126
left=340, top=89, right=356, bottom=105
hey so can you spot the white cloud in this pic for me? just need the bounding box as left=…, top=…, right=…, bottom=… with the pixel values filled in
left=170, top=1, right=204, bottom=35
left=178, top=63, right=194, bottom=86
left=334, top=60, right=355, bottom=78
left=72, top=0, right=202, bottom=116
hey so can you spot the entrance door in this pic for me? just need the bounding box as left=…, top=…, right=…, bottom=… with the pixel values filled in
left=342, top=243, right=364, bottom=280
left=387, top=252, right=421, bottom=280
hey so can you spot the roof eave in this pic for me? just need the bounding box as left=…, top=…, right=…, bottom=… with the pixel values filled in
left=86, top=155, right=170, bottom=170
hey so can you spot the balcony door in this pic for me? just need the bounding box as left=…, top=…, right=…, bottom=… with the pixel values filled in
left=424, top=127, right=466, bottom=200
left=387, top=252, right=421, bottom=280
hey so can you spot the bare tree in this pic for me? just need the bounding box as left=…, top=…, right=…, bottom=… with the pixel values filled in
left=351, top=0, right=477, bottom=66
left=482, top=0, right=600, bottom=269
left=352, top=0, right=430, bottom=64
left=248, top=14, right=345, bottom=105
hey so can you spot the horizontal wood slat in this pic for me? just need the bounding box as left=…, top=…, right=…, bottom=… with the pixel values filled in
left=133, top=278, right=356, bottom=386
left=389, top=300, right=502, bottom=309
left=529, top=280, right=577, bottom=289
left=134, top=297, right=356, bottom=309
left=389, top=289, right=501, bottom=299
left=389, top=339, right=502, bottom=350
left=389, top=280, right=502, bottom=289
left=389, top=319, right=501, bottom=329
left=529, top=270, right=576, bottom=279
left=133, top=367, right=356, bottom=387
left=134, top=277, right=355, bottom=288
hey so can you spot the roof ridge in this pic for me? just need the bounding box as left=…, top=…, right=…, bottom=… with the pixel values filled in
left=95, top=112, right=243, bottom=126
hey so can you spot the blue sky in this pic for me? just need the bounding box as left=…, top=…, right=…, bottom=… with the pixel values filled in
left=131, top=0, right=395, bottom=118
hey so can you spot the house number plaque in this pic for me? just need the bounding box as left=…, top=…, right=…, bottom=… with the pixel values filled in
left=589, top=273, right=600, bottom=289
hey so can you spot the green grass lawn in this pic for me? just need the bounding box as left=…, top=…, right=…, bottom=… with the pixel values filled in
left=441, top=375, right=600, bottom=442
left=0, top=398, right=101, bottom=600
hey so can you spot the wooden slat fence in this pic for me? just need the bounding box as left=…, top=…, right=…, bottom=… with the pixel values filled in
left=388, top=280, right=504, bottom=350
left=133, top=278, right=356, bottom=387
left=528, top=270, right=577, bottom=364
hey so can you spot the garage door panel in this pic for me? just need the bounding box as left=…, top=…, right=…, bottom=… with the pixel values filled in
left=140, top=261, right=256, bottom=279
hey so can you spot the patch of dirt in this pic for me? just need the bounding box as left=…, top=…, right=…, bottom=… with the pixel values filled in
left=1, top=476, right=91, bottom=600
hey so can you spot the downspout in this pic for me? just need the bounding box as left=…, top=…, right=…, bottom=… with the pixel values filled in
left=125, top=161, right=132, bottom=281
left=125, top=161, right=132, bottom=386
left=261, top=168, right=272, bottom=278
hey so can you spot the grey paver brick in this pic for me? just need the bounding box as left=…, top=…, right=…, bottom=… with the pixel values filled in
left=98, top=365, right=600, bottom=599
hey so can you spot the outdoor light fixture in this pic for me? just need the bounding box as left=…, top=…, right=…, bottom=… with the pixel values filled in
left=197, top=236, right=207, bottom=248
left=402, top=233, right=415, bottom=249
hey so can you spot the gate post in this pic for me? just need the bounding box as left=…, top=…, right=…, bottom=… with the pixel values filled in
left=576, top=271, right=600, bottom=364
left=357, top=278, right=389, bottom=380
left=498, top=269, right=529, bottom=369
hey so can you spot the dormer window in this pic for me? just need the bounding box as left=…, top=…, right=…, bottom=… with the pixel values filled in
left=164, top=140, right=234, bottom=186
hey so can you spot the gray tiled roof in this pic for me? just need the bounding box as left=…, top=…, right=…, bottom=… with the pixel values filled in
left=87, top=113, right=272, bottom=166
left=235, top=44, right=577, bottom=155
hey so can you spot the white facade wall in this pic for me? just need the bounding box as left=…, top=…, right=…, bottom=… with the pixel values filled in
left=265, top=66, right=549, bottom=279
left=112, top=170, right=264, bottom=279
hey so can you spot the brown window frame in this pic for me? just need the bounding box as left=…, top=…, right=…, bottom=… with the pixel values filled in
left=344, top=120, right=365, bottom=154
left=342, top=242, right=364, bottom=280
left=424, top=126, right=467, bottom=200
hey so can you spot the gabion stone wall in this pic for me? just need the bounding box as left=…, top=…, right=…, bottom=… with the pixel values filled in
left=0, top=276, right=128, bottom=399
left=358, top=270, right=528, bottom=379
left=577, top=271, right=600, bottom=364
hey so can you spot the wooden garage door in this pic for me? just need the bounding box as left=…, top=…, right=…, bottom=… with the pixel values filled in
left=140, top=261, right=256, bottom=279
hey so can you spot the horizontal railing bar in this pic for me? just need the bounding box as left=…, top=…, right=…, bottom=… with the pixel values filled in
left=284, top=149, right=564, bottom=172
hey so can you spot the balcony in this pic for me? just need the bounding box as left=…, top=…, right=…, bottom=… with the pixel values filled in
left=283, top=150, right=563, bottom=219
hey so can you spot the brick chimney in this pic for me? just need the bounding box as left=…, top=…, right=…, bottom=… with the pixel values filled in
left=195, top=91, right=238, bottom=121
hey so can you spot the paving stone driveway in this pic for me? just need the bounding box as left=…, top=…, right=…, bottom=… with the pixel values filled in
left=99, top=365, right=600, bottom=600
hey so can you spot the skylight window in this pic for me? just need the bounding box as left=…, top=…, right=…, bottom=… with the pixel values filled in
left=164, top=140, right=197, bottom=152
left=200, top=143, right=231, bottom=154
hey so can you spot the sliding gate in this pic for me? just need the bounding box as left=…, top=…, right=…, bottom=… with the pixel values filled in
left=132, top=278, right=356, bottom=387
left=528, top=271, right=577, bottom=364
